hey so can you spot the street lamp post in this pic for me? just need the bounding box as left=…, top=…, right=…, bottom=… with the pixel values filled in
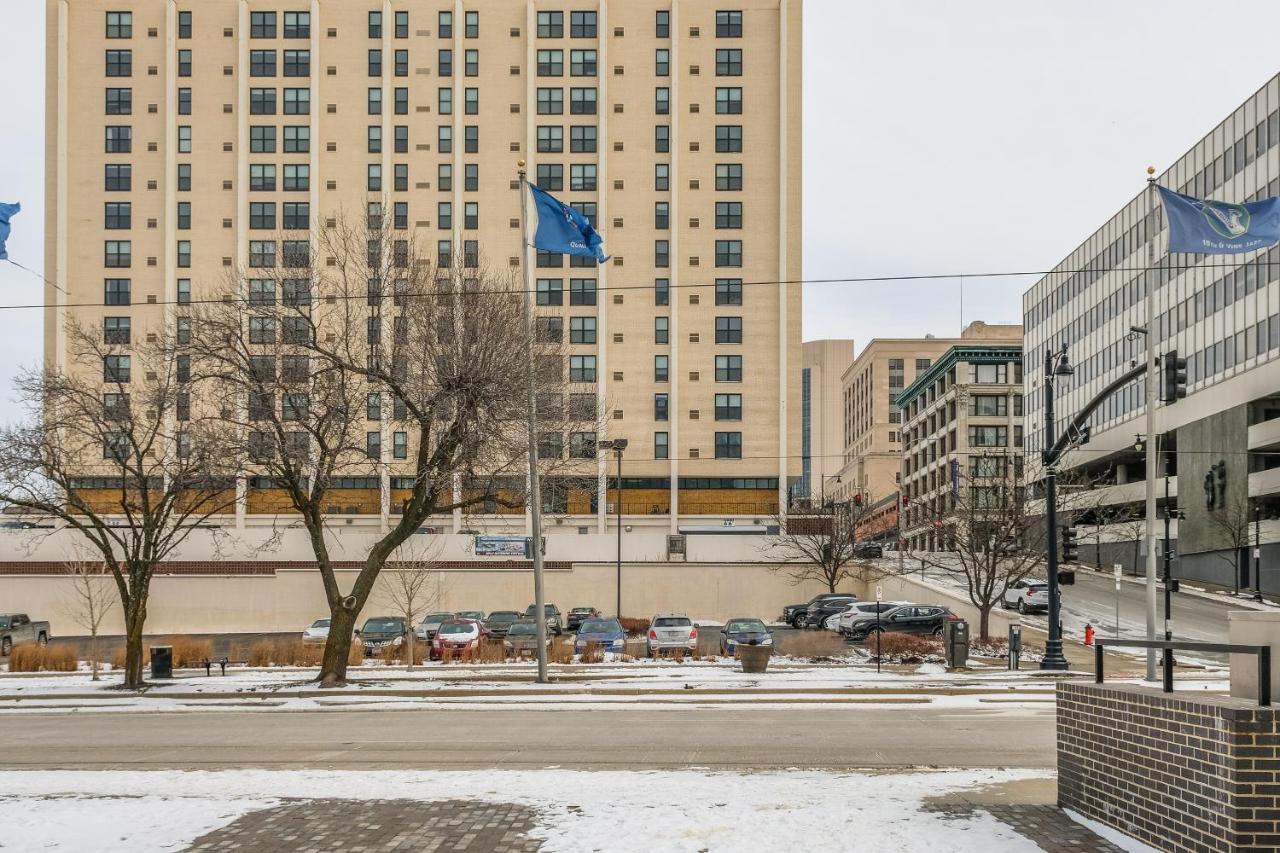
left=1256, top=503, right=1265, bottom=603
left=1040, top=344, right=1073, bottom=671
left=599, top=438, right=628, bottom=617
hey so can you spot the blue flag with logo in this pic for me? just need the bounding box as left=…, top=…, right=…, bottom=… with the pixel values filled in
left=0, top=202, right=19, bottom=261
left=1157, top=186, right=1280, bottom=254
left=527, top=183, right=608, bottom=263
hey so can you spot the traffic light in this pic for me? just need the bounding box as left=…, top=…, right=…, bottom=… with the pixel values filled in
left=1161, top=349, right=1187, bottom=403
left=1060, top=526, right=1079, bottom=563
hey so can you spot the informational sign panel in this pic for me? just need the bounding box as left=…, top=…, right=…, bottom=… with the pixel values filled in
left=474, top=535, right=528, bottom=557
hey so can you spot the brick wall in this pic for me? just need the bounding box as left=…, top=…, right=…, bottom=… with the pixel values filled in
left=1058, top=681, right=1280, bottom=851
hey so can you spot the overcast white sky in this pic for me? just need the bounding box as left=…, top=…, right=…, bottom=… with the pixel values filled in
left=3, top=0, right=1280, bottom=400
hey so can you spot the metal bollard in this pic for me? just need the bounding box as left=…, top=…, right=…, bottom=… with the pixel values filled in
left=1008, top=624, right=1021, bottom=671
left=202, top=658, right=211, bottom=677
left=219, top=656, right=228, bottom=676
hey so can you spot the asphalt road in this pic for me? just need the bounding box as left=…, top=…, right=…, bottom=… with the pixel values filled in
left=0, top=705, right=1055, bottom=770
left=1059, top=569, right=1244, bottom=642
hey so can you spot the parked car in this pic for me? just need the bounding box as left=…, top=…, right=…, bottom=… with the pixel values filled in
left=456, top=610, right=486, bottom=622
left=645, top=614, right=697, bottom=657
left=301, top=618, right=331, bottom=644
left=0, top=614, right=50, bottom=656
left=432, top=619, right=482, bottom=660
left=1002, top=579, right=1049, bottom=614
left=484, top=610, right=523, bottom=639
left=566, top=606, right=601, bottom=631
left=719, top=618, right=772, bottom=655
left=525, top=603, right=563, bottom=636
left=852, top=543, right=884, bottom=559
left=835, top=601, right=909, bottom=637
left=845, top=605, right=959, bottom=641
left=358, top=616, right=406, bottom=656
left=803, top=595, right=859, bottom=629
left=502, top=620, right=550, bottom=658
left=415, top=612, right=456, bottom=642
left=781, top=593, right=853, bottom=628
left=574, top=618, right=627, bottom=655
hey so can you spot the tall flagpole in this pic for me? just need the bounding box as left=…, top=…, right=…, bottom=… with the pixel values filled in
left=518, top=162, right=550, bottom=684
left=1144, top=167, right=1159, bottom=681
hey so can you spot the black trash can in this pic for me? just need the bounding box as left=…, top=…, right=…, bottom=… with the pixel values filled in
left=150, top=645, right=173, bottom=679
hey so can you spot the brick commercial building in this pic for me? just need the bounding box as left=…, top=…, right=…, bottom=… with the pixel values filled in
left=43, top=0, right=802, bottom=534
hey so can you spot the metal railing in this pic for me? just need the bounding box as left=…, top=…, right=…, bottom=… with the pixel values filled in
left=1094, top=638, right=1271, bottom=707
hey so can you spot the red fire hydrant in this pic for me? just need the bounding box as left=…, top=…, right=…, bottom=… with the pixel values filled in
left=1084, top=623, right=1094, bottom=646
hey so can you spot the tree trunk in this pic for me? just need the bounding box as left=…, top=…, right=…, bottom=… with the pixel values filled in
left=405, top=629, right=415, bottom=672
left=318, top=604, right=360, bottom=687
left=978, top=603, right=992, bottom=643
left=90, top=631, right=100, bottom=682
left=122, top=603, right=146, bottom=688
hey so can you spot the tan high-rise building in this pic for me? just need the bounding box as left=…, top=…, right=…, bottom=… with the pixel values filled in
left=797, top=338, right=852, bottom=505
left=834, top=322, right=1021, bottom=507
left=44, top=0, right=802, bottom=532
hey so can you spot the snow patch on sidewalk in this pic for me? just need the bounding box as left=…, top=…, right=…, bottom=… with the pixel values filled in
left=1063, top=808, right=1160, bottom=853
left=0, top=769, right=1056, bottom=852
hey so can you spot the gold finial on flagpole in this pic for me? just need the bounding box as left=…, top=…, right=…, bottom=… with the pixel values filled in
left=517, top=159, right=526, bottom=168
left=1147, top=166, right=1155, bottom=175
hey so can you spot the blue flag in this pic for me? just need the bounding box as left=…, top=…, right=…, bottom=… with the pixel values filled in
left=1157, top=186, right=1280, bottom=255
left=527, top=183, right=608, bottom=263
left=0, top=202, right=19, bottom=261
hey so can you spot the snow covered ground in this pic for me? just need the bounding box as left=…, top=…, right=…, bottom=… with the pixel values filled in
left=0, top=767, right=1060, bottom=852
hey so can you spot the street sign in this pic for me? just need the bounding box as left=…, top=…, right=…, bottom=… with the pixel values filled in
left=1113, top=563, right=1122, bottom=581
left=875, top=584, right=883, bottom=601
left=1255, top=548, right=1262, bottom=559
left=475, top=535, right=528, bottom=557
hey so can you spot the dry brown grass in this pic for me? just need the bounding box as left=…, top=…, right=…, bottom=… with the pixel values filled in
left=868, top=632, right=942, bottom=661
left=8, top=644, right=77, bottom=672
left=578, top=641, right=604, bottom=664
left=476, top=639, right=507, bottom=663
left=618, top=617, right=649, bottom=635
left=162, top=636, right=214, bottom=668
left=348, top=640, right=366, bottom=666
left=777, top=631, right=848, bottom=659
left=548, top=639, right=574, bottom=664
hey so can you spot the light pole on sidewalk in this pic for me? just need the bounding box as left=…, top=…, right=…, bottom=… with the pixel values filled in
left=1040, top=343, right=1074, bottom=672
left=598, top=438, right=628, bottom=617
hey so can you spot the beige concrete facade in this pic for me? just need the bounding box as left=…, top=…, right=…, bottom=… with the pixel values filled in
left=797, top=338, right=852, bottom=504
left=44, top=0, right=802, bottom=533
left=897, top=338, right=1025, bottom=551
left=835, top=322, right=1022, bottom=508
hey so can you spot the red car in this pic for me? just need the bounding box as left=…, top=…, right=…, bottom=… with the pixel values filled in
left=432, top=619, right=482, bottom=660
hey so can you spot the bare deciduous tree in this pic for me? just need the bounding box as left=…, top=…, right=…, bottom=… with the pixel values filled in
left=1208, top=491, right=1254, bottom=593
left=0, top=323, right=240, bottom=687
left=193, top=212, right=598, bottom=686
left=59, top=559, right=118, bottom=681
left=377, top=543, right=447, bottom=670
left=766, top=499, right=887, bottom=594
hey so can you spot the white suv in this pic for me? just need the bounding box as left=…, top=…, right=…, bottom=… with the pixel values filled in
left=646, top=614, right=697, bottom=656
left=1002, top=579, right=1048, bottom=614
left=835, top=601, right=908, bottom=637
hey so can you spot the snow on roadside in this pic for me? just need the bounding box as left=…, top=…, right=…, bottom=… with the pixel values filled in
left=0, top=768, right=1053, bottom=852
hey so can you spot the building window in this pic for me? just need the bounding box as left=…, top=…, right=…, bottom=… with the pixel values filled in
left=177, top=49, right=192, bottom=77
left=395, top=10, right=409, bottom=38
left=249, top=87, right=276, bottom=115
left=570, top=49, right=596, bottom=76
left=655, top=432, right=669, bottom=459
left=656, top=49, right=670, bottom=76
left=106, top=11, right=132, bottom=38
left=570, top=431, right=597, bottom=459
left=715, top=279, right=743, bottom=305
left=249, top=240, right=276, bottom=268
left=283, top=201, right=309, bottom=230
left=570, top=163, right=597, bottom=191
left=104, top=240, right=131, bottom=268
left=393, top=431, right=408, bottom=459
left=250, top=11, right=276, bottom=38
left=368, top=165, right=383, bottom=192
left=176, top=163, right=191, bottom=191
left=655, top=125, right=670, bottom=153
left=570, top=87, right=597, bottom=115
left=655, top=202, right=670, bottom=230
left=177, top=279, right=190, bottom=305
left=464, top=125, right=479, bottom=153
left=104, top=278, right=131, bottom=305
left=367, top=48, right=382, bottom=77
left=105, top=87, right=132, bottom=115
left=283, top=125, right=309, bottom=152
left=969, top=363, right=1009, bottom=384
left=537, top=125, right=563, bottom=152
left=715, top=316, right=743, bottom=343
left=655, top=279, right=670, bottom=305
left=438, top=125, right=453, bottom=153
left=437, top=163, right=453, bottom=191
left=715, top=354, right=743, bottom=382
left=439, top=10, right=453, bottom=38
left=537, top=11, right=563, bottom=38
left=654, top=240, right=670, bottom=268
left=569, top=125, right=597, bottom=152
left=464, top=201, right=478, bottom=229
left=250, top=50, right=276, bottom=77
left=569, top=355, right=597, bottom=382
left=249, top=279, right=276, bottom=306
left=655, top=393, right=669, bottom=421
left=715, top=432, right=742, bottom=458
left=249, top=202, right=276, bottom=230
left=464, top=49, right=479, bottom=76
left=464, top=10, right=479, bottom=38
left=103, top=316, right=131, bottom=345
left=284, top=49, right=309, bottom=77
left=105, top=164, right=131, bottom=192
left=968, top=394, right=1008, bottom=416
left=715, top=393, right=742, bottom=420
left=569, top=316, right=597, bottom=344
left=437, top=202, right=451, bottom=229
left=283, top=11, right=310, bottom=39
left=464, top=87, right=479, bottom=114
left=104, top=355, right=131, bottom=384
left=714, top=240, right=742, bottom=267
left=716, top=125, right=743, bottom=152
left=366, top=431, right=381, bottom=459
left=105, top=50, right=132, bottom=77
left=569, top=278, right=597, bottom=305
left=715, top=87, right=743, bottom=114
left=716, top=49, right=743, bottom=76
left=715, top=163, right=743, bottom=190
left=968, top=425, right=1008, bottom=447
left=367, top=125, right=382, bottom=153
left=177, top=125, right=192, bottom=153
left=104, top=202, right=131, bottom=230
left=655, top=163, right=670, bottom=191
left=570, top=11, right=597, bottom=38
left=654, top=355, right=669, bottom=382
left=656, top=10, right=670, bottom=38
left=536, top=278, right=564, bottom=305
left=715, top=201, right=743, bottom=228
left=655, top=87, right=670, bottom=115
left=716, top=10, right=744, bottom=37
left=916, top=358, right=931, bottom=371
left=176, top=201, right=191, bottom=230
left=653, top=316, right=670, bottom=344
left=250, top=125, right=276, bottom=152
left=104, top=126, right=131, bottom=153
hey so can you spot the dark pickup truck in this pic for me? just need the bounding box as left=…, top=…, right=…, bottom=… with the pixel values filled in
left=0, top=614, right=51, bottom=656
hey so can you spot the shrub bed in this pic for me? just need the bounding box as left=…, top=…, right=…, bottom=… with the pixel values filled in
left=9, top=644, right=78, bottom=672
left=867, top=631, right=943, bottom=663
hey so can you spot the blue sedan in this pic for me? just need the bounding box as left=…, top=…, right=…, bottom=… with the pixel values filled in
left=719, top=618, right=773, bottom=655
left=574, top=617, right=627, bottom=655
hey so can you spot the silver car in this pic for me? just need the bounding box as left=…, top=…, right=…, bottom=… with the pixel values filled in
left=645, top=613, right=697, bottom=657
left=301, top=618, right=330, bottom=644
left=1003, top=579, right=1049, bottom=614
left=415, top=612, right=456, bottom=641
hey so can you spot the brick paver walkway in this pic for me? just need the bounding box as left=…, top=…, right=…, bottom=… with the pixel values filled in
left=935, top=804, right=1129, bottom=852
left=186, top=799, right=543, bottom=852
